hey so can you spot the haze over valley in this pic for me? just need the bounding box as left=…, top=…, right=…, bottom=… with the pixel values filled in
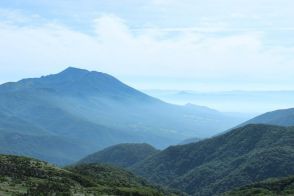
left=0, top=67, right=249, bottom=165
left=144, top=89, right=294, bottom=114
left=1, top=1, right=294, bottom=195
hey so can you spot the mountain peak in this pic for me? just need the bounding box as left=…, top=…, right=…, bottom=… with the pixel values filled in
left=55, top=66, right=117, bottom=83
left=0, top=66, right=152, bottom=100
left=60, top=66, right=90, bottom=75
left=58, top=67, right=112, bottom=80
left=65, top=66, right=84, bottom=71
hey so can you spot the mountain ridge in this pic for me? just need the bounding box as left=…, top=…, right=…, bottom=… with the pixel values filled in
left=130, top=124, right=294, bottom=195
left=242, top=107, right=294, bottom=127
left=78, top=143, right=160, bottom=168
left=0, top=67, right=247, bottom=165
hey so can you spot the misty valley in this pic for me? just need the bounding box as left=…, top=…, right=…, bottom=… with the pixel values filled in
left=1, top=0, right=294, bottom=195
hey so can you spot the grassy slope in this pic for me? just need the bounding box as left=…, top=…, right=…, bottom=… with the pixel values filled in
left=0, top=154, right=174, bottom=196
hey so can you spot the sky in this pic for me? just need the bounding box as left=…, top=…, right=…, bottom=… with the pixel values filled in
left=0, top=0, right=294, bottom=91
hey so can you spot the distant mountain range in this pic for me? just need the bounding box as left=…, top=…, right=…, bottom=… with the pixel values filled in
left=0, top=67, right=245, bottom=165
left=80, top=123, right=294, bottom=195
left=144, top=89, right=294, bottom=113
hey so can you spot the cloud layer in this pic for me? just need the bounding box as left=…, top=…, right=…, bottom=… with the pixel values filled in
left=0, top=1, right=294, bottom=90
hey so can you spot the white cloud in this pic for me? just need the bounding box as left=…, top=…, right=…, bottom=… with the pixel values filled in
left=0, top=11, right=294, bottom=90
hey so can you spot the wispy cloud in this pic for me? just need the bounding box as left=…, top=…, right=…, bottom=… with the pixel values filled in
left=0, top=1, right=294, bottom=90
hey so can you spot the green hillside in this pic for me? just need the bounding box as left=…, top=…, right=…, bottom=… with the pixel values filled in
left=225, top=176, right=294, bottom=196
left=78, top=143, right=160, bottom=168
left=131, top=124, right=294, bottom=195
left=0, top=154, right=173, bottom=195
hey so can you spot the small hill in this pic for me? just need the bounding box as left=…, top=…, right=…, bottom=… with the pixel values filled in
left=131, top=124, right=294, bottom=195
left=225, top=176, right=294, bottom=196
left=78, top=143, right=159, bottom=168
left=242, top=108, right=294, bottom=126
left=0, top=154, right=172, bottom=195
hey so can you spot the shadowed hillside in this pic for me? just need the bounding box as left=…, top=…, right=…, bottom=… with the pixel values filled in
left=131, top=124, right=294, bottom=195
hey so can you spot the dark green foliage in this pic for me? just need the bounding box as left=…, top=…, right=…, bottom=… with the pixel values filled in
left=131, top=124, right=294, bottom=195
left=78, top=143, right=160, bottom=168
left=0, top=67, right=245, bottom=165
left=0, top=154, right=172, bottom=195
left=225, top=176, right=294, bottom=196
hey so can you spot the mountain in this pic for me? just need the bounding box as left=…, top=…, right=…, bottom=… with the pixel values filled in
left=0, top=67, right=245, bottom=165
left=178, top=137, right=201, bottom=145
left=78, top=143, right=159, bottom=168
left=225, top=176, right=294, bottom=196
left=0, top=154, right=172, bottom=195
left=131, top=124, right=294, bottom=195
left=144, top=89, right=294, bottom=114
left=242, top=108, right=294, bottom=127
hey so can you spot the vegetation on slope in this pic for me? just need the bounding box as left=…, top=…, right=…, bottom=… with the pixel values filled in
left=0, top=154, right=172, bottom=195
left=78, top=143, right=160, bottom=168
left=131, top=124, right=294, bottom=195
left=225, top=176, right=294, bottom=196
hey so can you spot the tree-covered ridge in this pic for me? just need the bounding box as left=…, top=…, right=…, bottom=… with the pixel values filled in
left=78, top=143, right=160, bottom=168
left=131, top=124, right=294, bottom=195
left=0, top=154, right=173, bottom=195
left=225, top=176, right=294, bottom=196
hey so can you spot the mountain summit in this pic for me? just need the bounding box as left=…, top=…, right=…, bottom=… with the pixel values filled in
left=3, top=67, right=153, bottom=101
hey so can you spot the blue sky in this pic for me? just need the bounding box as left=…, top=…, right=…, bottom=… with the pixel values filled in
left=0, top=0, right=294, bottom=91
